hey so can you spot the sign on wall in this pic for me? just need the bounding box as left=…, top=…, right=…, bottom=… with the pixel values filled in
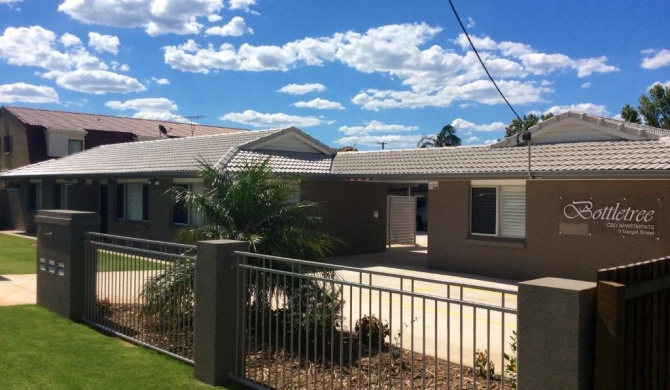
left=559, top=196, right=661, bottom=239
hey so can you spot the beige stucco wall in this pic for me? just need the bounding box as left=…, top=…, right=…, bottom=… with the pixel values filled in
left=428, top=179, right=670, bottom=282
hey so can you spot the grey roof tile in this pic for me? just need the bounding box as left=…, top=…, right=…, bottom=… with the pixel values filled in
left=331, top=139, right=670, bottom=178
left=228, top=150, right=333, bottom=174
left=1, top=129, right=282, bottom=178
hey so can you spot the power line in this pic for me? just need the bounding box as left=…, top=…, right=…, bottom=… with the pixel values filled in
left=445, top=0, right=525, bottom=127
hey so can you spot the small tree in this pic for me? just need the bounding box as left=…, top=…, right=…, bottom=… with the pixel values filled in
left=504, top=113, right=554, bottom=138
left=638, top=83, right=670, bottom=129
left=621, top=103, right=641, bottom=124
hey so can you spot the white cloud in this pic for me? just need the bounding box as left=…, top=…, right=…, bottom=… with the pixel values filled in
left=205, top=16, right=253, bottom=36
left=466, top=17, right=475, bottom=29
left=545, top=103, right=608, bottom=117
left=581, top=82, right=591, bottom=89
left=151, top=77, right=171, bottom=85
left=88, top=32, right=120, bottom=54
left=0, top=0, right=22, bottom=4
left=0, top=26, right=142, bottom=95
left=455, top=33, right=618, bottom=78
left=641, top=49, right=670, bottom=70
left=229, top=0, right=257, bottom=12
left=338, top=120, right=418, bottom=136
left=335, top=134, right=422, bottom=150
left=111, top=61, right=129, bottom=71
left=648, top=80, right=670, bottom=89
left=43, top=69, right=146, bottom=95
left=220, top=110, right=325, bottom=128
left=466, top=136, right=480, bottom=143
left=162, top=22, right=614, bottom=110
left=451, top=118, right=505, bottom=132
left=58, top=0, right=224, bottom=36
left=293, top=98, right=344, bottom=110
left=0, top=26, right=73, bottom=71
left=106, top=97, right=178, bottom=112
left=106, top=98, right=187, bottom=122
left=0, top=82, right=58, bottom=103
left=278, top=83, right=326, bottom=95
left=352, top=79, right=552, bottom=111
left=208, top=14, right=222, bottom=22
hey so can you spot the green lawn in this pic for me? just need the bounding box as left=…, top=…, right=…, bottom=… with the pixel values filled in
left=0, top=234, right=37, bottom=274
left=0, top=234, right=166, bottom=274
left=96, top=250, right=167, bottom=272
left=0, top=305, right=240, bottom=389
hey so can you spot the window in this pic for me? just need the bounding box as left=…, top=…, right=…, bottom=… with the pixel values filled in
left=54, top=184, right=69, bottom=209
left=3, top=135, right=12, bottom=154
left=28, top=183, right=42, bottom=211
left=470, top=184, right=526, bottom=238
left=172, top=183, right=203, bottom=226
left=68, top=140, right=83, bottom=155
left=116, top=183, right=149, bottom=221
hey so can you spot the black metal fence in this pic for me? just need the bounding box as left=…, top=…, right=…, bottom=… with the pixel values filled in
left=232, top=252, right=518, bottom=390
left=81, top=232, right=197, bottom=363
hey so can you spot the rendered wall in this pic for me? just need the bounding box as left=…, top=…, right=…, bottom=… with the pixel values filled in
left=428, top=179, right=670, bottom=281
left=302, top=180, right=388, bottom=256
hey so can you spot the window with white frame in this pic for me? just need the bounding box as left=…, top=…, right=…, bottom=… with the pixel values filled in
left=470, top=182, right=526, bottom=239
left=172, top=183, right=203, bottom=226
left=116, top=183, right=149, bottom=221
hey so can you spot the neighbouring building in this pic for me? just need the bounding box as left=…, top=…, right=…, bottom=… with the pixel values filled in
left=0, top=105, right=245, bottom=231
left=3, top=111, right=670, bottom=282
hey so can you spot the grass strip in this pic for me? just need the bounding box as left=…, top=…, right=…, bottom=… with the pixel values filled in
left=0, top=234, right=37, bottom=274
left=0, top=305, right=237, bottom=389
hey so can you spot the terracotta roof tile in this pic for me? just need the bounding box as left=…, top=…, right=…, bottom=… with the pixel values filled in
left=4, top=106, right=244, bottom=138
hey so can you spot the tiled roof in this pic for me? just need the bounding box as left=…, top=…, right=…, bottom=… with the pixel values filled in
left=491, top=111, right=670, bottom=147
left=331, top=139, right=670, bottom=178
left=3, top=106, right=244, bottom=138
left=228, top=150, right=333, bottom=174
left=0, top=129, right=283, bottom=178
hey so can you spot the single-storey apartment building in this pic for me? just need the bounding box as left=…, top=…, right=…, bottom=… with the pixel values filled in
left=2, top=111, right=669, bottom=282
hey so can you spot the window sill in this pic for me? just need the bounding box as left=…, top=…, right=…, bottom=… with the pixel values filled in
left=466, top=235, right=526, bottom=249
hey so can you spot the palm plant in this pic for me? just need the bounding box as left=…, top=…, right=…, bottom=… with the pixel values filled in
left=141, top=158, right=342, bottom=336
left=417, top=124, right=461, bottom=147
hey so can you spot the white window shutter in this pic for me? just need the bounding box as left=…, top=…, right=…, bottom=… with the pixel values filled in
left=126, top=183, right=144, bottom=221
left=500, top=186, right=526, bottom=238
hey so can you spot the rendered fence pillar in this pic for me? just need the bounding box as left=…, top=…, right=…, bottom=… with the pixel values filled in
left=194, top=239, right=247, bottom=386
left=518, top=277, right=597, bottom=390
left=35, top=210, right=100, bottom=320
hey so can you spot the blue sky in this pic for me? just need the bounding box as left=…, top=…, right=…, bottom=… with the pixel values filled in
left=0, top=0, right=668, bottom=150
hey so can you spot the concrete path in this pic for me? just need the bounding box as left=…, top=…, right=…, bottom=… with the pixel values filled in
left=0, top=230, right=37, bottom=306
left=0, top=274, right=36, bottom=306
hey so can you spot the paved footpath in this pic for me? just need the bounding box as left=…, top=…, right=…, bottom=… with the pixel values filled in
left=0, top=274, right=36, bottom=306
left=0, top=231, right=37, bottom=306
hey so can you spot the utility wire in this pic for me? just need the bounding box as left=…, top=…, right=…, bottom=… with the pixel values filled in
left=446, top=0, right=525, bottom=127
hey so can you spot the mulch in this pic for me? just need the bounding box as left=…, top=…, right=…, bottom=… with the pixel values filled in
left=100, top=303, right=514, bottom=389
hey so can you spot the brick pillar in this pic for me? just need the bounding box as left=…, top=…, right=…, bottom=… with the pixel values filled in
left=35, top=210, right=99, bottom=320
left=194, top=239, right=247, bottom=386
left=518, top=277, right=597, bottom=390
